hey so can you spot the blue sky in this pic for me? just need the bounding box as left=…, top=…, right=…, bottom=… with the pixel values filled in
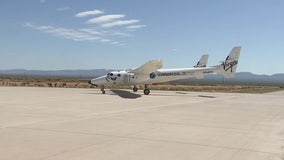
left=0, top=0, right=284, bottom=75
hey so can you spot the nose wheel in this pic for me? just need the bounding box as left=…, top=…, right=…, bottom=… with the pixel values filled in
left=100, top=85, right=105, bottom=94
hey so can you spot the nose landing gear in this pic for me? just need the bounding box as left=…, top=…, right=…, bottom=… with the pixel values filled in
left=100, top=85, right=105, bottom=94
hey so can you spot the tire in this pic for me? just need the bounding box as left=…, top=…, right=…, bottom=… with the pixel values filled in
left=143, top=89, right=150, bottom=95
left=133, top=87, right=138, bottom=92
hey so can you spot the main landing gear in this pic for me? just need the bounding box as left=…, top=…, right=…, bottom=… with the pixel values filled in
left=132, top=85, right=150, bottom=95
left=143, top=84, right=150, bottom=95
left=99, top=85, right=150, bottom=95
left=133, top=85, right=138, bottom=92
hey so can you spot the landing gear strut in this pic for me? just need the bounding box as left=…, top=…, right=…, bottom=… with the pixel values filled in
left=100, top=85, right=105, bottom=94
left=143, top=84, right=150, bottom=95
left=133, top=85, right=138, bottom=92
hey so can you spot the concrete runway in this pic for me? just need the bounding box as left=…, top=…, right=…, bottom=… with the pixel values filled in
left=0, top=86, right=284, bottom=160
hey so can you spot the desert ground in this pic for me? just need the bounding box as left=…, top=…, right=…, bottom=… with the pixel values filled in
left=0, top=86, right=283, bottom=160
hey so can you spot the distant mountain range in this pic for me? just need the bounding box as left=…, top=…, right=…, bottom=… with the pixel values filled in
left=0, top=69, right=112, bottom=78
left=177, top=72, right=284, bottom=86
left=0, top=69, right=283, bottom=86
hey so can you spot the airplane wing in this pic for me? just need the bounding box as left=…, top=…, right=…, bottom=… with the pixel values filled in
left=129, top=59, right=163, bottom=74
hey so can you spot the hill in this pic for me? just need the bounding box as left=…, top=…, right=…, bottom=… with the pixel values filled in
left=0, top=69, right=112, bottom=78
left=177, top=72, right=284, bottom=86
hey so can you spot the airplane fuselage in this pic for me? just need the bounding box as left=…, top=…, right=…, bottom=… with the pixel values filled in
left=91, top=66, right=222, bottom=86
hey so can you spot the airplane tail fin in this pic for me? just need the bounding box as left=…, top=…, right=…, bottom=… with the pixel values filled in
left=194, top=54, right=209, bottom=68
left=219, top=46, right=241, bottom=78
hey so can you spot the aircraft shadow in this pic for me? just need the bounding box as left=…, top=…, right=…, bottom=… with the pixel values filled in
left=111, top=90, right=142, bottom=99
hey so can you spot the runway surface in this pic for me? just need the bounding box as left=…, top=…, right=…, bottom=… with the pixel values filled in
left=0, top=86, right=284, bottom=160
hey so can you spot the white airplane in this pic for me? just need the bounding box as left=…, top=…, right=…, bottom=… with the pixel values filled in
left=89, top=46, right=241, bottom=95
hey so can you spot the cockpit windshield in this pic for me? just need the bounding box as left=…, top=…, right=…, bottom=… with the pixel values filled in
left=107, top=73, right=114, bottom=76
